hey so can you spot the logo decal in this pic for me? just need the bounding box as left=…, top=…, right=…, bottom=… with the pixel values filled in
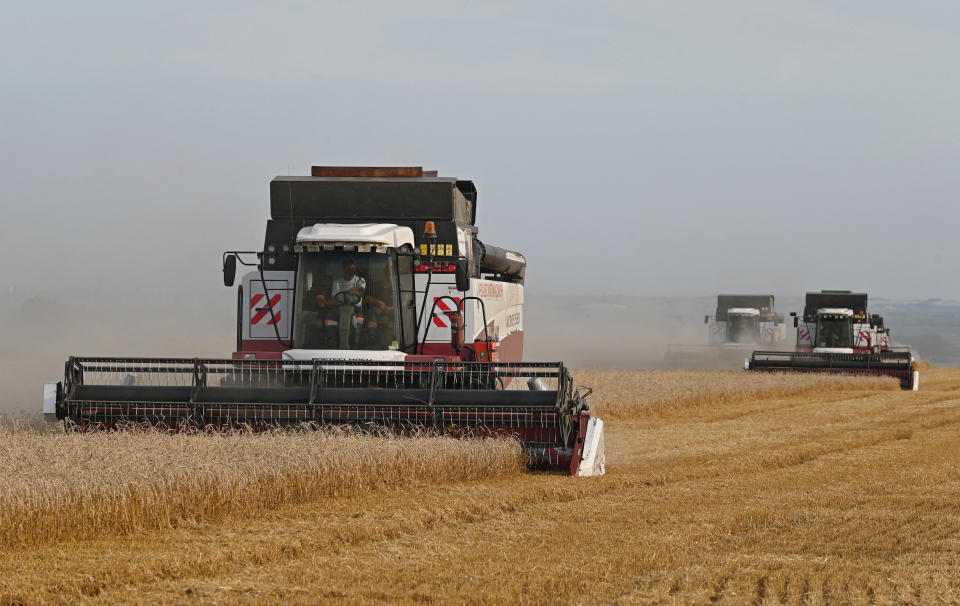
left=476, top=282, right=504, bottom=299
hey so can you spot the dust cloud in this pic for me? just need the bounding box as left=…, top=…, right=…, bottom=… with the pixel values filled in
left=0, top=288, right=234, bottom=415
left=523, top=296, right=712, bottom=368
left=4, top=285, right=954, bottom=416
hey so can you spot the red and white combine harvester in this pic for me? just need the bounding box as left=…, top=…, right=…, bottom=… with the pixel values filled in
left=43, top=166, right=605, bottom=476
left=664, top=294, right=789, bottom=369
left=747, top=290, right=918, bottom=390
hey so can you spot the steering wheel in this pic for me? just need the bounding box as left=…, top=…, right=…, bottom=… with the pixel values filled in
left=333, top=290, right=361, bottom=306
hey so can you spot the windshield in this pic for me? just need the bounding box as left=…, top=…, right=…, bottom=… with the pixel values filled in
left=293, top=251, right=402, bottom=350
left=727, top=315, right=759, bottom=344
left=815, top=317, right=853, bottom=349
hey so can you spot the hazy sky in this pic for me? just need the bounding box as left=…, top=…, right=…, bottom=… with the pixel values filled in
left=2, top=1, right=959, bottom=300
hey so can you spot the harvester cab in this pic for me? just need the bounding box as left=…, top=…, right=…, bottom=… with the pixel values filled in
left=45, top=166, right=605, bottom=477
left=724, top=308, right=762, bottom=344
left=748, top=290, right=918, bottom=390
left=706, top=295, right=786, bottom=348
left=810, top=308, right=856, bottom=352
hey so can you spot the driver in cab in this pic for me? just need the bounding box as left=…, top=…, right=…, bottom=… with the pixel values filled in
left=316, top=260, right=366, bottom=307
left=316, top=260, right=366, bottom=348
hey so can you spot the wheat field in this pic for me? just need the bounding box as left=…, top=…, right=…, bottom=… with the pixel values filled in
left=0, top=369, right=957, bottom=604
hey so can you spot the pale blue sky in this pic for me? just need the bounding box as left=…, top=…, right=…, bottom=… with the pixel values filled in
left=2, top=1, right=958, bottom=299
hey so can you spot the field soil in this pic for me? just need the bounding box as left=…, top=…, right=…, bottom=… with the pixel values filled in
left=2, top=369, right=959, bottom=604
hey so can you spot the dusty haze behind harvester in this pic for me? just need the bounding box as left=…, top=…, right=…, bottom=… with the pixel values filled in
left=664, top=294, right=789, bottom=369
left=44, top=166, right=604, bottom=476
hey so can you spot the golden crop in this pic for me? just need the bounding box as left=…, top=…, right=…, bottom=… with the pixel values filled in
left=0, top=427, right=524, bottom=549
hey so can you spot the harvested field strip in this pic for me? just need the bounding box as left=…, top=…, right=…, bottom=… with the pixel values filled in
left=576, top=369, right=899, bottom=419
left=0, top=428, right=524, bottom=549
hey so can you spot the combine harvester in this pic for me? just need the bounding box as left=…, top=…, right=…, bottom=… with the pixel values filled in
left=42, top=166, right=605, bottom=476
left=664, top=294, right=788, bottom=369
left=747, top=290, right=918, bottom=390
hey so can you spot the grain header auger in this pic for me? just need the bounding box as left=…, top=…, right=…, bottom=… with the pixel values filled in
left=746, top=290, right=918, bottom=390
left=43, top=166, right=605, bottom=476
left=664, top=294, right=788, bottom=369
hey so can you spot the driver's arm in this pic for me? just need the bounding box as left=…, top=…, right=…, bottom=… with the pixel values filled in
left=350, top=278, right=366, bottom=297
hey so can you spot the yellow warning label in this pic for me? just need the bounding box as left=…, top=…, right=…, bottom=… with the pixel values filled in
left=420, top=243, right=454, bottom=256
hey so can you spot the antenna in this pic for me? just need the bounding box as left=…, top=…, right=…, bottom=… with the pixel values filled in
left=288, top=174, right=295, bottom=239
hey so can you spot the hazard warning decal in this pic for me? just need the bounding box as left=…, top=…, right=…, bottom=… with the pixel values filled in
left=250, top=293, right=283, bottom=326
left=248, top=280, right=291, bottom=339
left=431, top=297, right=462, bottom=328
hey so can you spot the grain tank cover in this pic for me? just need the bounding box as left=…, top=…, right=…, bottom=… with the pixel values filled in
left=803, top=291, right=867, bottom=322
left=261, top=167, right=520, bottom=282
left=270, top=176, right=476, bottom=225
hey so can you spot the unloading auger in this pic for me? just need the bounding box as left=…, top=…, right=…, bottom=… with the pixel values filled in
left=42, top=166, right=605, bottom=476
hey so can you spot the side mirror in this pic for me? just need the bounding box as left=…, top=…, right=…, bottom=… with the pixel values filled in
left=455, top=261, right=470, bottom=292
left=223, top=254, right=237, bottom=287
